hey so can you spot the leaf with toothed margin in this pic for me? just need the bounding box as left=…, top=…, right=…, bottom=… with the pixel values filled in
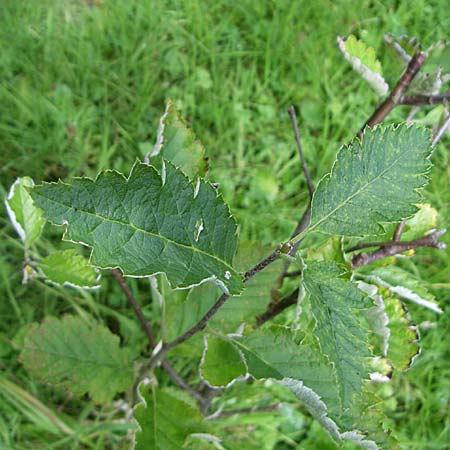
left=200, top=334, right=247, bottom=387
left=38, top=249, right=100, bottom=289
left=133, top=385, right=207, bottom=450
left=148, top=100, right=207, bottom=179
left=303, top=260, right=373, bottom=410
left=30, top=161, right=243, bottom=295
left=308, top=125, right=432, bottom=237
left=5, top=177, right=46, bottom=248
left=19, top=315, right=135, bottom=404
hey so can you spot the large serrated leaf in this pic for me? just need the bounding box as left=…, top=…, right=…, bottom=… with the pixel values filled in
left=303, top=260, right=373, bottom=410
left=148, top=100, right=207, bottom=178
left=133, top=385, right=207, bottom=450
left=38, top=249, right=100, bottom=289
left=308, top=125, right=432, bottom=237
left=5, top=177, right=46, bottom=248
left=31, top=161, right=242, bottom=294
left=19, top=316, right=135, bottom=403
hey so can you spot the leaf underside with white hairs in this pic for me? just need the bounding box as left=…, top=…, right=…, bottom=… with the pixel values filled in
left=5, top=176, right=46, bottom=248
left=149, top=100, right=207, bottom=179
left=337, top=35, right=389, bottom=96
left=31, top=161, right=242, bottom=294
left=309, top=125, right=432, bottom=237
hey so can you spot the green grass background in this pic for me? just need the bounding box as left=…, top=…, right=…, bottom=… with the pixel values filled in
left=0, top=0, right=449, bottom=449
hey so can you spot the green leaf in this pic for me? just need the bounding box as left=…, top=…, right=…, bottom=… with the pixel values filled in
left=308, top=125, right=432, bottom=237
left=337, top=35, right=388, bottom=96
left=363, top=265, right=442, bottom=313
left=31, top=161, right=243, bottom=295
left=401, top=204, right=438, bottom=240
left=303, top=261, right=373, bottom=410
left=200, top=335, right=247, bottom=387
left=133, top=385, right=207, bottom=450
left=5, top=177, right=46, bottom=248
left=232, top=327, right=341, bottom=418
left=148, top=100, right=207, bottom=179
left=38, top=249, right=100, bottom=289
left=283, top=379, right=382, bottom=449
left=159, top=243, right=282, bottom=341
left=19, top=315, right=135, bottom=403
left=384, top=296, right=420, bottom=371
left=358, top=282, right=390, bottom=357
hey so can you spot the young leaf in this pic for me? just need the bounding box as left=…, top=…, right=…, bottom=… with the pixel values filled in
left=38, top=249, right=100, bottom=289
left=308, top=125, right=432, bottom=237
left=133, top=385, right=207, bottom=450
left=5, top=177, right=46, bottom=248
left=30, top=161, right=242, bottom=294
left=303, top=260, right=373, bottom=410
left=337, top=35, right=389, bottom=97
left=200, top=335, right=247, bottom=387
left=148, top=100, right=207, bottom=178
left=19, top=315, right=135, bottom=403
left=384, top=296, right=420, bottom=371
left=364, top=265, right=442, bottom=313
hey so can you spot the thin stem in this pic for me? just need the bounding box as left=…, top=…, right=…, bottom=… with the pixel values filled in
left=358, top=51, right=427, bottom=137
left=111, top=269, right=156, bottom=347
left=148, top=247, right=285, bottom=369
left=288, top=105, right=314, bottom=198
left=255, top=289, right=299, bottom=327
left=393, top=221, right=406, bottom=241
left=110, top=269, right=206, bottom=405
left=207, top=404, right=281, bottom=420
left=351, top=229, right=447, bottom=268
left=399, top=91, right=450, bottom=106
left=432, top=114, right=450, bottom=148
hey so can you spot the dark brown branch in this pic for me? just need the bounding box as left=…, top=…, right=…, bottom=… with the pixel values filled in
left=149, top=247, right=286, bottom=368
left=111, top=269, right=206, bottom=405
left=259, top=230, right=447, bottom=325
left=288, top=105, right=314, bottom=198
left=255, top=289, right=299, bottom=327
left=351, top=230, right=447, bottom=268
left=358, top=51, right=427, bottom=138
left=399, top=91, right=450, bottom=106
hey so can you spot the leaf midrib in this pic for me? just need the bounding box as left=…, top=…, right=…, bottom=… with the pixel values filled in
left=36, top=192, right=236, bottom=275
left=310, top=145, right=410, bottom=232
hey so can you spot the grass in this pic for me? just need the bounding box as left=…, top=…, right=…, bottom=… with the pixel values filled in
left=0, top=0, right=449, bottom=449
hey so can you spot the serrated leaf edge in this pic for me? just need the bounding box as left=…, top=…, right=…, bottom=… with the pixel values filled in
left=31, top=160, right=242, bottom=295
left=309, top=124, right=433, bottom=237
